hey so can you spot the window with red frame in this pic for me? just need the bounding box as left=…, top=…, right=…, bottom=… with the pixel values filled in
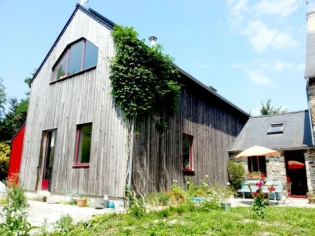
left=183, top=134, right=193, bottom=170
left=74, top=123, right=92, bottom=166
left=53, top=38, right=98, bottom=81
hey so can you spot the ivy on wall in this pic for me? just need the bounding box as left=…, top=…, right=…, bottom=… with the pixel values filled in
left=110, top=25, right=181, bottom=120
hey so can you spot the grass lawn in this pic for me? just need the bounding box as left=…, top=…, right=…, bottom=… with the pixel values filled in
left=58, top=206, right=315, bottom=236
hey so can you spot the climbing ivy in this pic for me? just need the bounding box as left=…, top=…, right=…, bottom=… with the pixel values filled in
left=110, top=25, right=181, bottom=120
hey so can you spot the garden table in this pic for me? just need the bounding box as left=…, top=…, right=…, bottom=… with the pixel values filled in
left=238, top=180, right=283, bottom=201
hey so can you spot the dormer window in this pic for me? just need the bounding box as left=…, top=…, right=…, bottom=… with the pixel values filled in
left=268, top=122, right=284, bottom=134
left=53, top=38, right=98, bottom=81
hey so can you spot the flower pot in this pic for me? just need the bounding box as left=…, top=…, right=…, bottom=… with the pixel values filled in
left=221, top=202, right=231, bottom=211
left=308, top=197, right=315, bottom=204
left=77, top=199, right=87, bottom=207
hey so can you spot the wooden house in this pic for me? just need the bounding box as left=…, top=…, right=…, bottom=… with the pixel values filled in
left=19, top=3, right=249, bottom=200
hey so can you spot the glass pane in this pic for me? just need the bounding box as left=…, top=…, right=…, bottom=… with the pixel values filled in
left=84, top=40, right=98, bottom=70
left=78, top=124, right=92, bottom=163
left=55, top=54, right=67, bottom=80
left=183, top=136, right=191, bottom=168
left=44, top=130, right=56, bottom=180
left=68, top=41, right=83, bottom=76
left=269, top=124, right=284, bottom=133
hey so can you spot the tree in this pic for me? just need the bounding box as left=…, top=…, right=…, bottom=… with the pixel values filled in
left=0, top=70, right=33, bottom=142
left=260, top=99, right=287, bottom=115
left=0, top=78, right=6, bottom=119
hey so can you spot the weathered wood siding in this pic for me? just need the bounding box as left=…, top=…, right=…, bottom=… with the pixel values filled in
left=20, top=9, right=129, bottom=197
left=132, top=82, right=248, bottom=193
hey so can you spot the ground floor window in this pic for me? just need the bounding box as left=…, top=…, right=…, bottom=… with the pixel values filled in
left=74, top=123, right=92, bottom=167
left=183, top=134, right=193, bottom=170
left=248, top=156, right=266, bottom=176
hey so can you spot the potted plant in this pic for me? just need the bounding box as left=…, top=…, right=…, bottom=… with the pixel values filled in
left=76, top=197, right=88, bottom=207
left=307, top=192, right=315, bottom=204
left=248, top=171, right=265, bottom=179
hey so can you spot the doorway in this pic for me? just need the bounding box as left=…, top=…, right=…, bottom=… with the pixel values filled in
left=285, top=150, right=308, bottom=195
left=37, top=130, right=56, bottom=191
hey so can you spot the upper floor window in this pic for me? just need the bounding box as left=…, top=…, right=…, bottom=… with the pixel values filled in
left=268, top=122, right=284, bottom=134
left=53, top=38, right=98, bottom=81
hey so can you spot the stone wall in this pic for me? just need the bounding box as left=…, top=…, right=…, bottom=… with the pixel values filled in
left=265, top=155, right=286, bottom=182
left=305, top=149, right=315, bottom=192
left=234, top=155, right=286, bottom=182
left=307, top=79, right=315, bottom=139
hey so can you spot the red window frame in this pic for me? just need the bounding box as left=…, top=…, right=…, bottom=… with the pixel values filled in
left=74, top=123, right=92, bottom=167
left=183, top=133, right=193, bottom=171
left=53, top=38, right=97, bottom=81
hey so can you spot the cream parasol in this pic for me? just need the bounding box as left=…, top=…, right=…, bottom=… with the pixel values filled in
left=235, top=145, right=281, bottom=171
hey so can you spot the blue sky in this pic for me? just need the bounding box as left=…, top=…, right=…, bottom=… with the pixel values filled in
left=0, top=0, right=312, bottom=114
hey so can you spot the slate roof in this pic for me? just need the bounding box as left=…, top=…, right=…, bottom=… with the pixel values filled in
left=230, top=110, right=313, bottom=153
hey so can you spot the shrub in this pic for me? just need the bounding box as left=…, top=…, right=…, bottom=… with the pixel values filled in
left=146, top=192, right=169, bottom=206
left=168, top=180, right=186, bottom=204
left=0, top=142, right=10, bottom=181
left=129, top=197, right=146, bottom=219
left=0, top=177, right=33, bottom=235
left=53, top=214, right=74, bottom=235
left=227, top=160, right=245, bottom=191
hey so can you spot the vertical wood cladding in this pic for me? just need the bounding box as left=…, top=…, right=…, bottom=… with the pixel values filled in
left=20, top=9, right=129, bottom=197
left=132, top=85, right=247, bottom=194
left=20, top=7, right=248, bottom=198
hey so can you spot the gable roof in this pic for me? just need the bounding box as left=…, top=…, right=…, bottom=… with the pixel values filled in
left=230, top=110, right=313, bottom=153
left=29, top=4, right=249, bottom=118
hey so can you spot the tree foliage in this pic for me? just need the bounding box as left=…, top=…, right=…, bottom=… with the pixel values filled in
left=110, top=25, right=181, bottom=119
left=0, top=142, right=10, bottom=181
left=260, top=99, right=287, bottom=115
left=0, top=78, right=6, bottom=119
left=0, top=71, right=33, bottom=142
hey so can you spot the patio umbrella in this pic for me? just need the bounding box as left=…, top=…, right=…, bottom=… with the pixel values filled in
left=288, top=160, right=305, bottom=170
left=235, top=145, right=281, bottom=171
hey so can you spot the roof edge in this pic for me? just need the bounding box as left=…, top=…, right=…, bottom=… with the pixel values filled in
left=174, top=65, right=249, bottom=117
left=250, top=109, right=308, bottom=119
left=28, top=5, right=249, bottom=117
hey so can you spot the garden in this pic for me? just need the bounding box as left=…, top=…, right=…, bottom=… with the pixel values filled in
left=1, top=172, right=315, bottom=235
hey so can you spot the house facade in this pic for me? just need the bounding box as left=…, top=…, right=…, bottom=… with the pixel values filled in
left=229, top=110, right=313, bottom=195
left=19, top=4, right=249, bottom=200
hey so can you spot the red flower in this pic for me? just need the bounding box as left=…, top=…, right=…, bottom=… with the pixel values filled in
left=256, top=181, right=263, bottom=188
left=253, top=192, right=259, bottom=197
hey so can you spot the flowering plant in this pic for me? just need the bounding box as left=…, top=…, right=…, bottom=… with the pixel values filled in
left=252, top=180, right=267, bottom=219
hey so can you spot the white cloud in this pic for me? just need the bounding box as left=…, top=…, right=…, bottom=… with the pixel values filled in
left=254, top=0, right=302, bottom=17
left=247, top=70, right=275, bottom=87
left=231, top=64, right=275, bottom=87
left=273, top=62, right=293, bottom=71
left=226, top=0, right=249, bottom=29
left=241, top=20, right=299, bottom=52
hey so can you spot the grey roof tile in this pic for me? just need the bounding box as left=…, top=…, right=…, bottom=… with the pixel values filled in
left=230, top=110, right=313, bottom=152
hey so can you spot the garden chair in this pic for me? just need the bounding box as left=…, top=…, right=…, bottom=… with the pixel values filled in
left=282, top=182, right=293, bottom=204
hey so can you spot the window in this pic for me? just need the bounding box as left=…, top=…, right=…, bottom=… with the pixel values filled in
left=53, top=38, right=98, bottom=80
left=183, top=134, right=193, bottom=170
left=268, top=122, right=285, bottom=134
left=74, top=123, right=92, bottom=167
left=248, top=156, right=267, bottom=176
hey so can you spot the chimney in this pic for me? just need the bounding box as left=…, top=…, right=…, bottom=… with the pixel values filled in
left=149, top=36, right=157, bottom=48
